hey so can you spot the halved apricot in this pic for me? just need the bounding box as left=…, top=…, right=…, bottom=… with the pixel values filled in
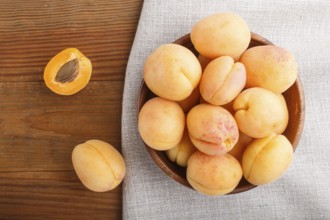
left=44, top=48, right=92, bottom=95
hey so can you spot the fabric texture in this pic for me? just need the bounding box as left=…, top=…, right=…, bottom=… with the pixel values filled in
left=122, top=0, right=330, bottom=219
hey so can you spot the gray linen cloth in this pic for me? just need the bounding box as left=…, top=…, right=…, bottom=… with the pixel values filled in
left=122, top=0, right=330, bottom=219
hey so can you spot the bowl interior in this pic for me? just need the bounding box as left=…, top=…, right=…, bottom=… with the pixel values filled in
left=138, top=33, right=305, bottom=194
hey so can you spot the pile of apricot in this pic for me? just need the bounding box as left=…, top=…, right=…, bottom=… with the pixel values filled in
left=138, top=12, right=298, bottom=196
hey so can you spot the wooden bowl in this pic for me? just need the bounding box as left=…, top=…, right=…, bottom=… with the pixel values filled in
left=137, top=33, right=305, bottom=194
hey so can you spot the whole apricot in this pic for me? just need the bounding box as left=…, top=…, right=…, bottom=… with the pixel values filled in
left=233, top=88, right=289, bottom=138
left=138, top=97, right=185, bottom=150
left=187, top=151, right=242, bottom=196
left=144, top=44, right=202, bottom=101
left=242, top=134, right=293, bottom=185
left=72, top=140, right=126, bottom=192
left=240, top=45, right=298, bottom=93
left=200, top=56, right=246, bottom=105
left=187, top=104, right=239, bottom=156
left=191, top=12, right=251, bottom=60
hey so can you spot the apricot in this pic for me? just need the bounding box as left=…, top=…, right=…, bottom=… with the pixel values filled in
left=187, top=104, right=239, bottom=156
left=72, top=140, right=126, bottom=192
left=176, top=87, right=201, bottom=113
left=138, top=97, right=185, bottom=150
left=240, top=45, right=298, bottom=93
left=200, top=56, right=246, bottom=105
left=242, top=134, right=293, bottom=185
left=228, top=132, right=253, bottom=163
left=166, top=130, right=197, bottom=167
left=44, top=48, right=92, bottom=95
left=233, top=88, right=289, bottom=138
left=191, top=12, right=250, bottom=60
left=144, top=44, right=202, bottom=101
left=187, top=151, right=242, bottom=196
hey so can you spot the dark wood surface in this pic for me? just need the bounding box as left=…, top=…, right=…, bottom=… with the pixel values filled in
left=0, top=1, right=143, bottom=219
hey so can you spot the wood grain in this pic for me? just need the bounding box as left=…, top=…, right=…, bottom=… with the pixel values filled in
left=0, top=171, right=122, bottom=219
left=0, top=0, right=143, bottom=219
left=0, top=81, right=123, bottom=172
left=0, top=0, right=142, bottom=82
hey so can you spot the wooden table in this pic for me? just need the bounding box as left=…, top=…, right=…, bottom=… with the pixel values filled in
left=0, top=1, right=143, bottom=219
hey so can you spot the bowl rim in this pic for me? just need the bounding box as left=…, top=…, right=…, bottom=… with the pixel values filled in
left=137, top=32, right=305, bottom=194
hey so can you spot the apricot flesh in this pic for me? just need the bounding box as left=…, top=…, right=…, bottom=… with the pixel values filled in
left=44, top=48, right=92, bottom=95
left=138, top=97, right=185, bottom=151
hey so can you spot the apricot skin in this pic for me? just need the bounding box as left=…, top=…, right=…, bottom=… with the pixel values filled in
left=200, top=56, right=246, bottom=105
left=240, top=45, right=298, bottom=93
left=191, top=12, right=251, bottom=60
left=187, top=104, right=239, bottom=156
left=138, top=97, right=185, bottom=151
left=72, top=140, right=126, bottom=192
left=143, top=44, right=202, bottom=101
left=187, top=151, right=242, bottom=196
left=233, top=87, right=289, bottom=138
left=242, top=134, right=293, bottom=185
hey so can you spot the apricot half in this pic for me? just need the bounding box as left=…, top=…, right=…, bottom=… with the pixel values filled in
left=44, top=48, right=92, bottom=95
